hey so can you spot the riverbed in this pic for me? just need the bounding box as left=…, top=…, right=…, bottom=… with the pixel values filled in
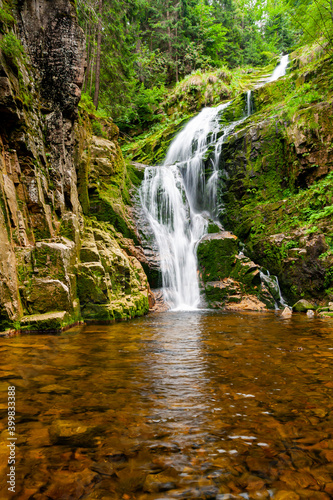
left=0, top=311, right=333, bottom=499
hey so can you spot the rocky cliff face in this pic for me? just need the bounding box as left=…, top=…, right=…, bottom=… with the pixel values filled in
left=0, top=0, right=149, bottom=332
left=217, top=51, right=333, bottom=305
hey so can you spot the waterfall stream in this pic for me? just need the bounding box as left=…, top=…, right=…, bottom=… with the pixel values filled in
left=140, top=55, right=289, bottom=310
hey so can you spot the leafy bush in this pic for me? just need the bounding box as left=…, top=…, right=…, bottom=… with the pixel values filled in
left=91, top=120, right=106, bottom=138
left=285, top=82, right=325, bottom=117
left=118, top=83, right=166, bottom=130
left=79, top=92, right=96, bottom=114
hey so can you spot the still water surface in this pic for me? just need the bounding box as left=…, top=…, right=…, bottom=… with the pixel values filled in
left=0, top=311, right=333, bottom=499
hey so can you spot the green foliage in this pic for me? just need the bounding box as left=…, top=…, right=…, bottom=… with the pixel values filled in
left=0, top=31, right=25, bottom=67
left=284, top=0, right=333, bottom=54
left=284, top=82, right=325, bottom=118
left=79, top=92, right=96, bottom=114
left=118, top=83, right=166, bottom=130
left=324, top=267, right=333, bottom=288
left=0, top=4, right=15, bottom=33
left=77, top=0, right=301, bottom=131
left=91, top=120, right=106, bottom=138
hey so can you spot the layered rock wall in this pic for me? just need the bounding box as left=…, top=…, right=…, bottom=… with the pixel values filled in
left=0, top=0, right=149, bottom=332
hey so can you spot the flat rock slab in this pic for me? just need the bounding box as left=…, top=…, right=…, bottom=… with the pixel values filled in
left=20, top=311, right=69, bottom=332
left=200, top=231, right=237, bottom=242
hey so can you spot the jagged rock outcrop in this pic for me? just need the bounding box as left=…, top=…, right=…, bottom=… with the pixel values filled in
left=197, top=231, right=277, bottom=310
left=0, top=0, right=149, bottom=332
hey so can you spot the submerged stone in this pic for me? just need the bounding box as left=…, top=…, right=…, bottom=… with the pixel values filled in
left=49, top=419, right=100, bottom=447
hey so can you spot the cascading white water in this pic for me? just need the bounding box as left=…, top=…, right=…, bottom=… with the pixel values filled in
left=140, top=102, right=233, bottom=310
left=140, top=55, right=289, bottom=310
left=268, top=54, right=289, bottom=82
left=260, top=270, right=288, bottom=309
left=247, top=90, right=252, bottom=117
left=140, top=164, right=207, bottom=309
left=164, top=102, right=231, bottom=215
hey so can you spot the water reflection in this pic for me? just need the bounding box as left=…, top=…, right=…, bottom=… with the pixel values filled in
left=0, top=311, right=332, bottom=499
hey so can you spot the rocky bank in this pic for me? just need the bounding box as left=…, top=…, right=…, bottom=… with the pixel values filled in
left=0, top=0, right=149, bottom=332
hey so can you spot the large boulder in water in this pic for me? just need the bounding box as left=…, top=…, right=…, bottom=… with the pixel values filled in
left=197, top=232, right=238, bottom=282
left=292, top=299, right=316, bottom=312
left=197, top=231, right=276, bottom=309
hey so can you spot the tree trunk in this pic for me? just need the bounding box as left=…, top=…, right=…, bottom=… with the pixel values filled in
left=93, top=0, right=103, bottom=109
left=84, top=13, right=92, bottom=93
left=175, top=6, right=178, bottom=82
left=167, top=8, right=172, bottom=56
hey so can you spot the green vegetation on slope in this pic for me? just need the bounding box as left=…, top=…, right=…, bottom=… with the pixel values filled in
left=122, top=60, right=278, bottom=164
left=121, top=42, right=333, bottom=306
left=76, top=0, right=300, bottom=130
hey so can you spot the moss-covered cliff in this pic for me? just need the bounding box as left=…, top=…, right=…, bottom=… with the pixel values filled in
left=218, top=48, right=333, bottom=305
left=0, top=0, right=149, bottom=332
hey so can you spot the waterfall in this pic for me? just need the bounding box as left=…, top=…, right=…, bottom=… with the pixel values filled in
left=268, top=54, right=289, bottom=82
left=140, top=102, right=239, bottom=310
left=247, top=90, right=252, bottom=117
left=139, top=55, right=289, bottom=311
left=260, top=270, right=288, bottom=309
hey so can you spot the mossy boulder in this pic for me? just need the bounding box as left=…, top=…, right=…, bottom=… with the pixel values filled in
left=77, top=226, right=149, bottom=321
left=24, top=278, right=72, bottom=314
left=197, top=231, right=276, bottom=309
left=20, top=310, right=78, bottom=333
left=197, top=232, right=239, bottom=282
left=292, top=299, right=316, bottom=312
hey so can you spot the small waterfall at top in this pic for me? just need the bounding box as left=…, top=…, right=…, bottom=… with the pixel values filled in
left=139, top=55, right=289, bottom=311
left=268, top=54, right=289, bottom=82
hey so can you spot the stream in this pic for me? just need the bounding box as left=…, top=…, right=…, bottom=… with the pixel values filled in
left=0, top=312, right=332, bottom=499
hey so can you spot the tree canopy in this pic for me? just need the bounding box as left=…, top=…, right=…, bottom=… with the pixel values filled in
left=76, top=0, right=329, bottom=131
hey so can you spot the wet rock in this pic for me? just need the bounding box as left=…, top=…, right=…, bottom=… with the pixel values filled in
left=279, top=470, right=317, bottom=490
left=150, top=289, right=169, bottom=312
left=41, top=469, right=98, bottom=500
left=90, top=462, right=116, bottom=476
left=49, top=420, right=100, bottom=447
left=20, top=311, right=71, bottom=332
left=198, top=232, right=239, bottom=281
left=144, top=473, right=178, bottom=493
left=107, top=453, right=129, bottom=463
left=148, top=442, right=181, bottom=453
left=197, top=232, right=275, bottom=309
left=39, top=384, right=70, bottom=394
left=273, top=492, right=300, bottom=500
left=292, top=299, right=316, bottom=312
left=281, top=307, right=292, bottom=317
left=0, top=0, right=151, bottom=331
left=25, top=278, right=72, bottom=314
left=225, top=295, right=267, bottom=311
left=216, top=495, right=244, bottom=500
left=307, top=309, right=315, bottom=318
